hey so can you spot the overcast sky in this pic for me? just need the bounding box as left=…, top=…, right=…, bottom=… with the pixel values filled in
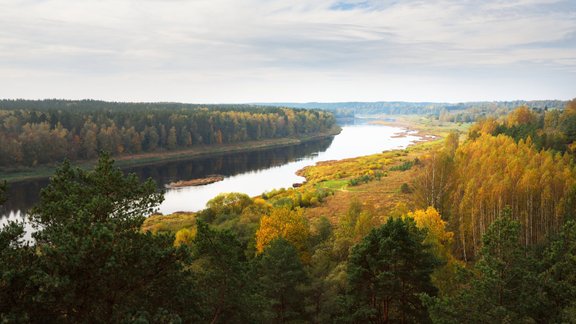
left=0, top=0, right=575, bottom=103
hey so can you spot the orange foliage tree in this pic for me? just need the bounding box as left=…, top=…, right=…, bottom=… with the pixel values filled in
left=255, top=207, right=310, bottom=257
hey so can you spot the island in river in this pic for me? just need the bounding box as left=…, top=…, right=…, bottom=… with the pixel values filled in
left=165, top=175, right=225, bottom=188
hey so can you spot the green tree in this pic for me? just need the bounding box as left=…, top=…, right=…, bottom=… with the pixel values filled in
left=425, top=212, right=542, bottom=323
left=0, top=181, right=39, bottom=322
left=347, top=217, right=440, bottom=323
left=167, top=126, right=177, bottom=150
left=0, top=221, right=37, bottom=322
left=31, top=154, right=162, bottom=230
left=540, top=220, right=576, bottom=322
left=191, top=221, right=261, bottom=323
left=13, top=154, right=201, bottom=322
left=256, top=237, right=309, bottom=323
left=0, top=180, right=6, bottom=205
left=205, top=192, right=253, bottom=220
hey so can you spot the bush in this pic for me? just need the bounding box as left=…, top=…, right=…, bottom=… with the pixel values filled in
left=400, top=183, right=412, bottom=194
left=390, top=160, right=415, bottom=171
left=348, top=174, right=373, bottom=186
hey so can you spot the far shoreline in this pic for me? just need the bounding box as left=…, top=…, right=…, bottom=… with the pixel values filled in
left=0, top=126, right=342, bottom=183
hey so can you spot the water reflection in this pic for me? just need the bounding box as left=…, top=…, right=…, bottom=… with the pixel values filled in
left=1, top=123, right=421, bottom=219
left=124, top=138, right=334, bottom=186
left=1, top=137, right=333, bottom=219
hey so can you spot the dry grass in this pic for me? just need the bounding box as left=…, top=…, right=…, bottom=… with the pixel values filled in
left=142, top=212, right=196, bottom=234
left=300, top=141, right=441, bottom=224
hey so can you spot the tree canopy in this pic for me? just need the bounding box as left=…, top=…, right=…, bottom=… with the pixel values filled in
left=0, top=99, right=337, bottom=167
left=346, top=217, right=440, bottom=323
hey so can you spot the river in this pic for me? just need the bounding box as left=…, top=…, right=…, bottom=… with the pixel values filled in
left=0, top=122, right=421, bottom=225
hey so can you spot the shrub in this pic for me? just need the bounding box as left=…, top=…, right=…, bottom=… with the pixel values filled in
left=400, top=183, right=412, bottom=194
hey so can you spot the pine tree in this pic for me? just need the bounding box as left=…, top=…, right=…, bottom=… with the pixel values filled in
left=256, top=237, right=309, bottom=323
left=3, top=154, right=201, bottom=322
left=347, top=217, right=440, bottom=323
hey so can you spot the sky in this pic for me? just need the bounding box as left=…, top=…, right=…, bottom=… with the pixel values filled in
left=0, top=0, right=575, bottom=103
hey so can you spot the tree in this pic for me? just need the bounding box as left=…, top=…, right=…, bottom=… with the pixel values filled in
left=191, top=221, right=260, bottom=323
left=167, top=126, right=177, bottom=150
left=0, top=221, right=37, bottom=322
left=255, top=207, right=310, bottom=258
left=31, top=153, right=162, bottom=231
left=412, top=151, right=454, bottom=216
left=443, top=130, right=459, bottom=157
left=540, top=220, right=576, bottom=322
left=405, top=207, right=461, bottom=296
left=506, top=106, right=538, bottom=126
left=11, top=154, right=201, bottom=322
left=206, top=192, right=253, bottom=219
left=255, top=237, right=309, bottom=323
left=347, top=217, right=440, bottom=323
left=0, top=180, right=6, bottom=205
left=425, top=213, right=542, bottom=323
left=0, top=181, right=38, bottom=322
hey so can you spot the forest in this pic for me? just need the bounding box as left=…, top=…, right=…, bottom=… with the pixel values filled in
left=1, top=99, right=576, bottom=323
left=0, top=100, right=337, bottom=168
left=262, top=99, right=566, bottom=121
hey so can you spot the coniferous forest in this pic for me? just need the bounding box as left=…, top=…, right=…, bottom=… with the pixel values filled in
left=1, top=99, right=576, bottom=322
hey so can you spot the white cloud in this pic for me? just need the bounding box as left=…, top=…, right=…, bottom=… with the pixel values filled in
left=0, top=0, right=574, bottom=102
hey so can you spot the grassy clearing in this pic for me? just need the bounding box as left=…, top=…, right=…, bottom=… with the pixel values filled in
left=315, top=179, right=349, bottom=190
left=142, top=212, right=196, bottom=234
left=300, top=139, right=442, bottom=224
left=373, top=115, right=472, bottom=138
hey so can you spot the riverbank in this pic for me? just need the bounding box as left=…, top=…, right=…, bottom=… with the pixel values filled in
left=0, top=126, right=341, bottom=183
left=141, top=119, right=459, bottom=233
left=368, top=115, right=472, bottom=138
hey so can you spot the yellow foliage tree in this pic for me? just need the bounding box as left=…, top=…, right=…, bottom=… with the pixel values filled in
left=255, top=207, right=309, bottom=256
left=405, top=207, right=462, bottom=296
left=174, top=227, right=197, bottom=247
left=507, top=106, right=538, bottom=126
left=406, top=207, right=453, bottom=258
left=452, top=133, right=576, bottom=259
left=353, top=212, right=374, bottom=241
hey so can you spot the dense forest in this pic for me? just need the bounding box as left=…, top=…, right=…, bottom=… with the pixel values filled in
left=0, top=100, right=337, bottom=167
left=262, top=100, right=566, bottom=121
left=1, top=99, right=576, bottom=322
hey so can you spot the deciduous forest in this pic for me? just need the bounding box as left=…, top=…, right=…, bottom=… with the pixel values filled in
left=1, top=99, right=576, bottom=323
left=0, top=100, right=337, bottom=167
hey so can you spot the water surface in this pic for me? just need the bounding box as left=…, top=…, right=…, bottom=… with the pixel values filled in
left=0, top=123, right=420, bottom=224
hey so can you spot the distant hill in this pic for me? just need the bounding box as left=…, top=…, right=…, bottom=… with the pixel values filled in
left=256, top=100, right=567, bottom=118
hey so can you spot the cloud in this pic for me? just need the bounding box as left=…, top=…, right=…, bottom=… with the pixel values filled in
left=0, top=0, right=574, bottom=102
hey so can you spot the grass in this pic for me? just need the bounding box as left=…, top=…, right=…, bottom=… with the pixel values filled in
left=316, top=179, right=349, bottom=190
left=373, top=115, right=472, bottom=138
left=294, top=117, right=463, bottom=224
left=299, top=140, right=441, bottom=224
left=142, top=212, right=196, bottom=234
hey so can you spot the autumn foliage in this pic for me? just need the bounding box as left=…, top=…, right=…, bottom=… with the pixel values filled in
left=255, top=207, right=310, bottom=256
left=452, top=133, right=576, bottom=258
